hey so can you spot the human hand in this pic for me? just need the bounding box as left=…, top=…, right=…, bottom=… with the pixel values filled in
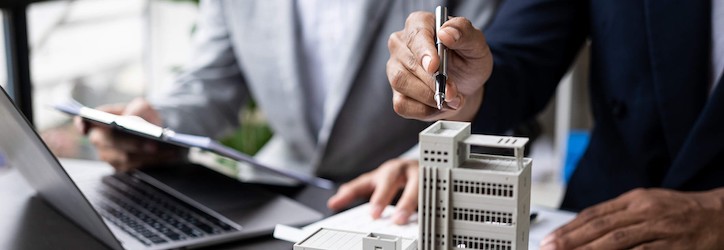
left=387, top=12, right=493, bottom=122
left=74, top=98, right=182, bottom=172
left=540, top=188, right=724, bottom=250
left=327, top=158, right=419, bottom=225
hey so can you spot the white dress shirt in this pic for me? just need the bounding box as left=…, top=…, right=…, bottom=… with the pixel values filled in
left=712, top=0, right=724, bottom=92
left=296, top=0, right=363, bottom=138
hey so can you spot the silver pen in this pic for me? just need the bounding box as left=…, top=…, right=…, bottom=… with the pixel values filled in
left=434, top=6, right=448, bottom=110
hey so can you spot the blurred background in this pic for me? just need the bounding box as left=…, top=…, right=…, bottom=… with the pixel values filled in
left=0, top=0, right=593, bottom=208
left=4, top=0, right=200, bottom=160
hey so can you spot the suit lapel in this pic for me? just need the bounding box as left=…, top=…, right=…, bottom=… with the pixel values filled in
left=644, top=0, right=710, bottom=157
left=315, top=0, right=394, bottom=144
left=664, top=76, right=724, bottom=188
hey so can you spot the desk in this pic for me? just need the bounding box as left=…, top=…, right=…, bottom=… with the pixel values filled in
left=0, top=161, right=575, bottom=250
left=0, top=161, right=338, bottom=250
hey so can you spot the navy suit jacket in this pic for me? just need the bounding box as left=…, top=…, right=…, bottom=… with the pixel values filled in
left=473, top=0, right=724, bottom=211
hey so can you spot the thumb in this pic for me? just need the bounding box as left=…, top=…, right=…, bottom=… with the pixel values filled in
left=123, top=98, right=162, bottom=126
left=438, top=17, right=489, bottom=59
left=73, top=116, right=89, bottom=135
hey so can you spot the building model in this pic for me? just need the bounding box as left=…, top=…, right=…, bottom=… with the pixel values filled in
left=418, top=121, right=532, bottom=250
left=291, top=121, right=531, bottom=250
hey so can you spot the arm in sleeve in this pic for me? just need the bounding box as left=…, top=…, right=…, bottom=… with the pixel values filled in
left=150, top=0, right=249, bottom=139
left=452, top=0, right=503, bottom=30
left=473, top=0, right=589, bottom=134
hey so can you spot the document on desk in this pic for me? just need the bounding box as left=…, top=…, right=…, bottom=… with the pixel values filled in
left=528, top=206, right=577, bottom=249
left=53, top=100, right=334, bottom=190
left=274, top=203, right=576, bottom=250
left=274, top=203, right=418, bottom=243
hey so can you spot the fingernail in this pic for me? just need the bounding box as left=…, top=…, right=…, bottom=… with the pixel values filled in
left=370, top=205, right=384, bottom=219
left=447, top=96, right=461, bottom=110
left=540, top=242, right=557, bottom=250
left=441, top=27, right=462, bottom=42
left=421, top=55, right=432, bottom=72
left=540, top=234, right=555, bottom=247
left=392, top=210, right=410, bottom=224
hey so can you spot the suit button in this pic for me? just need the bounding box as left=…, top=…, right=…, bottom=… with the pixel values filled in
left=609, top=99, right=627, bottom=119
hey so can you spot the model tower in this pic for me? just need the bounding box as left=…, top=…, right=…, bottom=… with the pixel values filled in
left=418, top=121, right=532, bottom=250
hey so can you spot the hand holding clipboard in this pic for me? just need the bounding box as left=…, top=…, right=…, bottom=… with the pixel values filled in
left=55, top=99, right=334, bottom=190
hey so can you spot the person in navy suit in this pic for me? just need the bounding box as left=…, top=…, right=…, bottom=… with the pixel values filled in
left=344, top=0, right=724, bottom=248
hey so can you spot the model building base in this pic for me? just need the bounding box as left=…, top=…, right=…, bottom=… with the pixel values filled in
left=293, top=227, right=417, bottom=250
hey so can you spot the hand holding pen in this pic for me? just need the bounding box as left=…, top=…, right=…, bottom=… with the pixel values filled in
left=387, top=8, right=493, bottom=121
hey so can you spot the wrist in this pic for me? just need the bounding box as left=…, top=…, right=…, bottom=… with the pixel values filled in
left=694, top=188, right=724, bottom=211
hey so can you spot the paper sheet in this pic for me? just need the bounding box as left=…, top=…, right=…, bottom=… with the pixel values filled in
left=274, top=203, right=576, bottom=249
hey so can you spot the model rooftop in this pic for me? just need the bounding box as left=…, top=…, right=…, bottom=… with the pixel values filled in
left=419, top=120, right=469, bottom=137
left=462, top=154, right=533, bottom=173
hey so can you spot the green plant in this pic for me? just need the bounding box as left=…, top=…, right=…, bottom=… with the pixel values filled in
left=162, top=0, right=273, bottom=155
left=220, top=100, right=273, bottom=156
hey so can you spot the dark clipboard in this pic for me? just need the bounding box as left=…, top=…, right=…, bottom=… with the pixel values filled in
left=54, top=100, right=334, bottom=190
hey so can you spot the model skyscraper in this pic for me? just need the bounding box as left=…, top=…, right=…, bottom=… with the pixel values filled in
left=418, top=121, right=532, bottom=250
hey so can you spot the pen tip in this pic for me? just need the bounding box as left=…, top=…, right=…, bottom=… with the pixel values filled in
left=434, top=95, right=443, bottom=110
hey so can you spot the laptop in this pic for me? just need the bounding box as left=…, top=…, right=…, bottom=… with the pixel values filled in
left=0, top=88, right=323, bottom=250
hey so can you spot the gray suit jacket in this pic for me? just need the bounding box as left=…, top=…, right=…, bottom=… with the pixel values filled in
left=152, top=0, right=499, bottom=182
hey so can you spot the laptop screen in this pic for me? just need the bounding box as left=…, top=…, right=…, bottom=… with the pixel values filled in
left=0, top=87, right=123, bottom=250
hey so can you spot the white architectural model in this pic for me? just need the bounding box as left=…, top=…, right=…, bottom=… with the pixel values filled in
left=293, top=227, right=417, bottom=250
left=418, top=121, right=532, bottom=250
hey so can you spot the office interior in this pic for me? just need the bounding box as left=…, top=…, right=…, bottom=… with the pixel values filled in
left=0, top=0, right=598, bottom=249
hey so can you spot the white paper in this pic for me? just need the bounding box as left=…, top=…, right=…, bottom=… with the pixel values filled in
left=274, top=202, right=577, bottom=250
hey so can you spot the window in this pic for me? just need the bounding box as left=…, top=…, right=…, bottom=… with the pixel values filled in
left=28, top=0, right=197, bottom=159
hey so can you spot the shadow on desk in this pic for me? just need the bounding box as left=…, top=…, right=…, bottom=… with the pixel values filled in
left=9, top=195, right=108, bottom=249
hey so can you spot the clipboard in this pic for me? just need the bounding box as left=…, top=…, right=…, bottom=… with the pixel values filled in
left=54, top=100, right=335, bottom=190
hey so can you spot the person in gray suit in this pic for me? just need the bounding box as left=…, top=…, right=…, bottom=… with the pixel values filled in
left=79, top=0, right=498, bottom=224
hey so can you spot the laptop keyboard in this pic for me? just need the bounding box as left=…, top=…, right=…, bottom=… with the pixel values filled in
left=89, top=174, right=237, bottom=246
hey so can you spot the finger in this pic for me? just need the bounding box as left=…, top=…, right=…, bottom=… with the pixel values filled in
left=95, top=103, right=127, bottom=115
left=444, top=78, right=462, bottom=110
left=581, top=222, right=666, bottom=250
left=103, top=149, right=168, bottom=172
left=392, top=161, right=419, bottom=225
left=88, top=125, right=150, bottom=155
left=327, top=174, right=375, bottom=211
left=123, top=98, right=162, bottom=125
left=369, top=160, right=407, bottom=219
left=386, top=54, right=436, bottom=107
left=389, top=30, right=436, bottom=83
left=93, top=139, right=179, bottom=172
left=108, top=129, right=156, bottom=153
left=630, top=240, right=669, bottom=250
left=438, top=17, right=489, bottom=58
left=546, top=194, right=631, bottom=242
left=392, top=91, right=441, bottom=121
left=544, top=210, right=647, bottom=249
left=88, top=126, right=114, bottom=148
left=94, top=146, right=133, bottom=172
left=123, top=150, right=180, bottom=170
left=402, top=12, right=438, bottom=73
left=74, top=116, right=89, bottom=135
